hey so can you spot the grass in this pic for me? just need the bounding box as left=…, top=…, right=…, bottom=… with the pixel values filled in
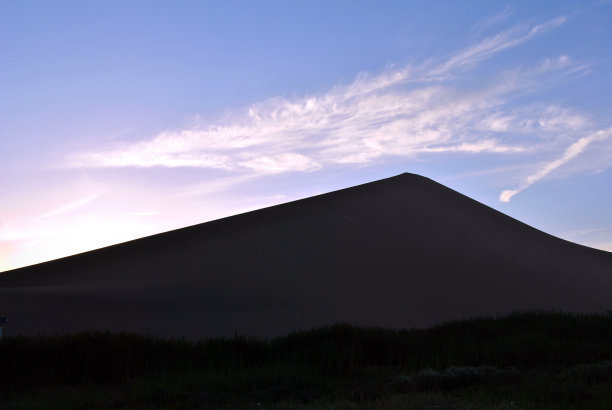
left=1, top=311, right=612, bottom=409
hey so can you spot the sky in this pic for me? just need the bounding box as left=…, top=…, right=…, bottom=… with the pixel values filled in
left=1, top=0, right=612, bottom=272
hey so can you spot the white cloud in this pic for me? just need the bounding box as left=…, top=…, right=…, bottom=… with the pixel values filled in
left=472, top=6, right=513, bottom=32
left=72, top=79, right=535, bottom=171
left=540, top=55, right=570, bottom=70
left=239, top=153, right=321, bottom=174
left=499, top=189, right=519, bottom=203
left=476, top=104, right=589, bottom=137
left=500, top=126, right=612, bottom=202
left=65, top=14, right=603, bottom=204
left=422, top=139, right=525, bottom=154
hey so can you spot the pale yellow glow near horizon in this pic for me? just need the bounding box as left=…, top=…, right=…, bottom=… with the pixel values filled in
left=1, top=216, right=158, bottom=273
left=0, top=250, right=12, bottom=272
left=0, top=192, right=283, bottom=273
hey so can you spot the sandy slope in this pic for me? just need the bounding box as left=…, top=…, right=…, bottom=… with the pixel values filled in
left=0, top=173, right=610, bottom=339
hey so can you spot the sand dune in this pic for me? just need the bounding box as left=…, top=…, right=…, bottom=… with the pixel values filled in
left=0, top=173, right=610, bottom=339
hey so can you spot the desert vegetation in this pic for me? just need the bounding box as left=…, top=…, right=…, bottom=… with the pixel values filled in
left=1, top=311, right=612, bottom=409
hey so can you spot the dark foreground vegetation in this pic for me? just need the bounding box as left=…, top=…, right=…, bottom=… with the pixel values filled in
left=2, top=311, right=612, bottom=409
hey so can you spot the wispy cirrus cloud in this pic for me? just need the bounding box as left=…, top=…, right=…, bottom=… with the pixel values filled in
left=36, top=194, right=101, bottom=220
left=0, top=193, right=103, bottom=249
left=472, top=6, right=513, bottom=32
left=428, top=16, right=566, bottom=78
left=68, top=15, right=606, bottom=202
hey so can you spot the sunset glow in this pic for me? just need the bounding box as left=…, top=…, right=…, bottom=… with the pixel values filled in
left=2, top=1, right=612, bottom=272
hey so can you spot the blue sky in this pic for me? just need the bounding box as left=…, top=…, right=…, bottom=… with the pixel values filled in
left=1, top=0, right=612, bottom=271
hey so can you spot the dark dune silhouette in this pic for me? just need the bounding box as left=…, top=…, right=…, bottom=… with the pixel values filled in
left=0, top=173, right=610, bottom=339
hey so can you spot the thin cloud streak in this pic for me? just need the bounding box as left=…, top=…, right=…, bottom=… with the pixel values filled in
left=500, top=126, right=612, bottom=202
left=472, top=6, right=513, bottom=32
left=428, top=16, right=566, bottom=78
left=36, top=194, right=101, bottom=220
